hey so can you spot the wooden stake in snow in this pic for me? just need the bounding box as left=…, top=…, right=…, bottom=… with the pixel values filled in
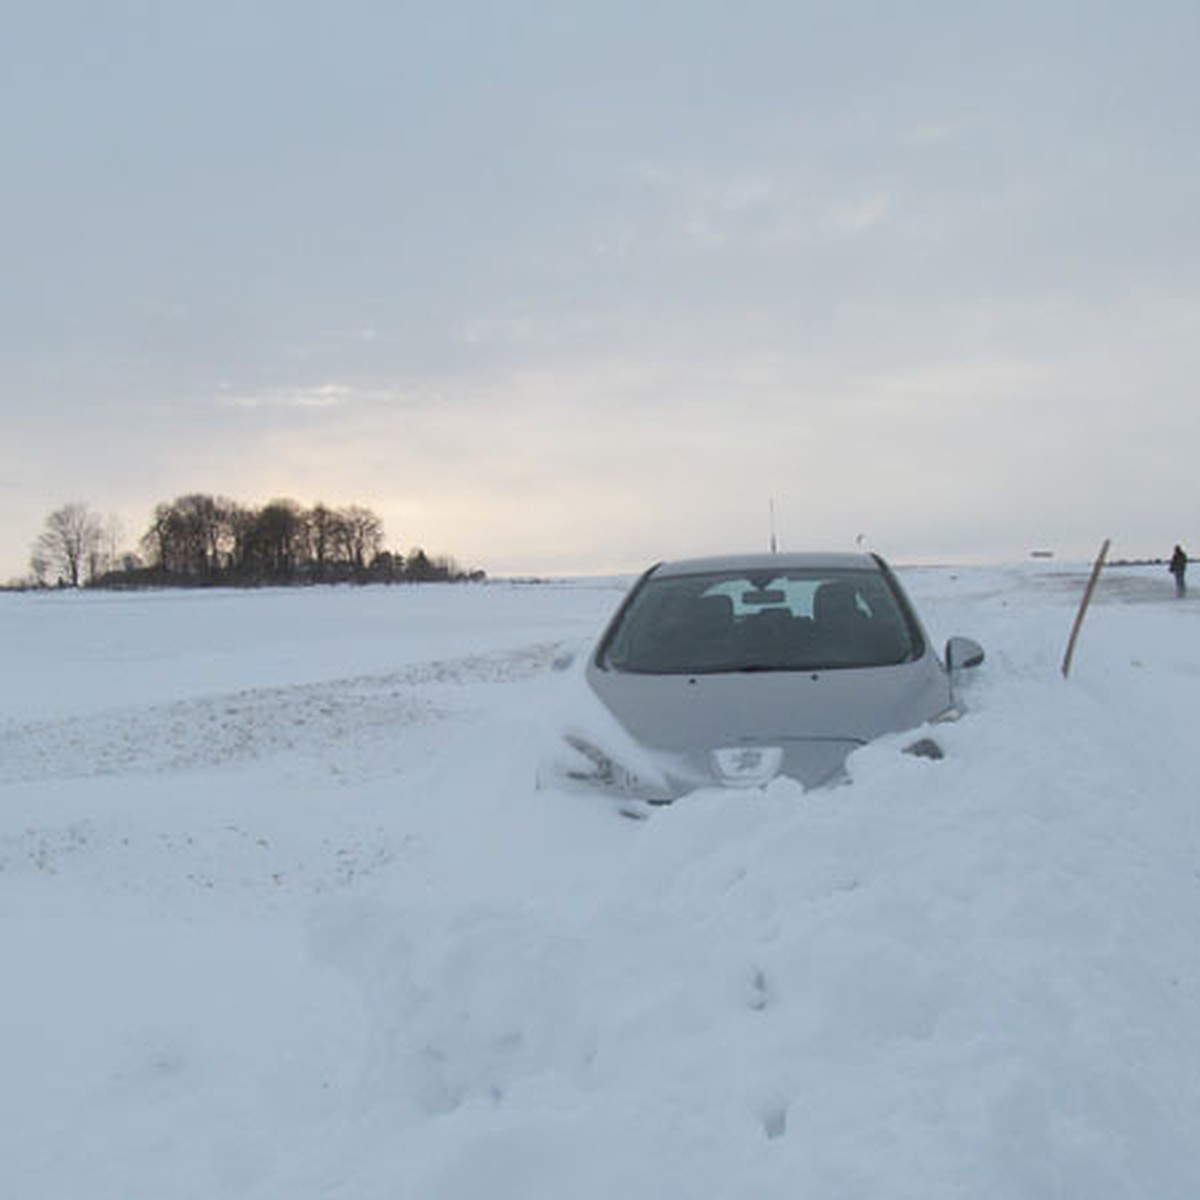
left=1061, top=538, right=1111, bottom=679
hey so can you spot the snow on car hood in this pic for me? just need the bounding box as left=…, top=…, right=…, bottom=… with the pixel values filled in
left=586, top=656, right=953, bottom=756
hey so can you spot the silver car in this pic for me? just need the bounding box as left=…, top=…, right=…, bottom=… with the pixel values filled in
left=561, top=552, right=983, bottom=802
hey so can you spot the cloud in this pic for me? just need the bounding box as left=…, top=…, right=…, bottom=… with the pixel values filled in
left=459, top=313, right=600, bottom=350
left=829, top=190, right=893, bottom=236
left=215, top=383, right=357, bottom=410
left=205, top=348, right=1073, bottom=572
left=625, top=158, right=902, bottom=254
left=620, top=160, right=805, bottom=250
left=682, top=177, right=783, bottom=247
left=899, top=118, right=970, bottom=147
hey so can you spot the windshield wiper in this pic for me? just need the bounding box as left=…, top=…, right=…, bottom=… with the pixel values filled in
left=704, top=663, right=792, bottom=674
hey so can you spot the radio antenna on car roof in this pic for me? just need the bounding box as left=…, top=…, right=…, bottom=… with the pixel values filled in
left=769, top=498, right=778, bottom=553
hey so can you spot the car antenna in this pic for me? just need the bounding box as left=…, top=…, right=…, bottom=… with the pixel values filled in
left=769, top=498, right=778, bottom=553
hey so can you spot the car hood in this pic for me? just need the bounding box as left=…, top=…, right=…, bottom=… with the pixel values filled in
left=584, top=657, right=952, bottom=791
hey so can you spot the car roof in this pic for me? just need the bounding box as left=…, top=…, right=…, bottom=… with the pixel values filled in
left=650, top=552, right=884, bottom=578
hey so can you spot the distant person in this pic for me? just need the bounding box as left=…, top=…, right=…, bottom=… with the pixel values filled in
left=1170, top=544, right=1188, bottom=598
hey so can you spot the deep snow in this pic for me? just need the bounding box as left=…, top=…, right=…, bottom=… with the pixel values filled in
left=3, top=563, right=1200, bottom=1199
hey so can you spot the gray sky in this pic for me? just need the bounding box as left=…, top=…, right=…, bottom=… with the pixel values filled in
left=4, top=0, right=1199, bottom=580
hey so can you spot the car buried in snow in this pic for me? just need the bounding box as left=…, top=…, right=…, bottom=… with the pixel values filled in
left=555, top=552, right=984, bottom=803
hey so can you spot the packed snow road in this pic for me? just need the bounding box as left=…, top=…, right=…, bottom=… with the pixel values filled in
left=3, top=564, right=1200, bottom=1199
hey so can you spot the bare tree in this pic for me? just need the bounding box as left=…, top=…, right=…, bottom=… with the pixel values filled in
left=141, top=502, right=174, bottom=575
left=307, top=503, right=337, bottom=580
left=405, top=547, right=437, bottom=581
left=87, top=513, right=124, bottom=582
left=336, top=505, right=384, bottom=574
left=242, top=498, right=306, bottom=581
left=31, top=502, right=105, bottom=586
left=113, top=491, right=475, bottom=589
left=140, top=494, right=237, bottom=580
left=173, top=493, right=237, bottom=578
left=29, top=550, right=51, bottom=587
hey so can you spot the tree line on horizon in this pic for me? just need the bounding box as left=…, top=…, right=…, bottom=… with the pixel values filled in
left=25, top=496, right=483, bottom=589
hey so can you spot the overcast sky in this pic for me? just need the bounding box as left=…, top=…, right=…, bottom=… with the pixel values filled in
left=4, top=0, right=1199, bottom=581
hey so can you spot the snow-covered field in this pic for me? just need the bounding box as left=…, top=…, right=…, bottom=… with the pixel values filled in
left=4, top=562, right=1200, bottom=1199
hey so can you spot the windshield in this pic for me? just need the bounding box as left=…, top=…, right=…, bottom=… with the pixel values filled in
left=599, top=567, right=922, bottom=674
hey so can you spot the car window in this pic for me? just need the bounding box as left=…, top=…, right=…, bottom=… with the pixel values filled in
left=600, top=568, right=919, bottom=674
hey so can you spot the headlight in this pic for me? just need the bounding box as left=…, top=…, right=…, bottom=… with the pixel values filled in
left=562, top=733, right=674, bottom=802
left=564, top=733, right=618, bottom=784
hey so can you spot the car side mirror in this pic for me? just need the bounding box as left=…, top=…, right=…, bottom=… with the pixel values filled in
left=945, top=636, right=984, bottom=671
